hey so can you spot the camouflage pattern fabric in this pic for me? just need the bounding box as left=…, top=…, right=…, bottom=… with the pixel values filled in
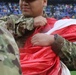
left=0, top=26, right=22, bottom=75
left=60, top=39, right=76, bottom=70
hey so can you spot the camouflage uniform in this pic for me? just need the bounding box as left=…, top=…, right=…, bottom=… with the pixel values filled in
left=0, top=14, right=76, bottom=71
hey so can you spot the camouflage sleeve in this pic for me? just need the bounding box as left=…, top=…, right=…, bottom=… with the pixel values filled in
left=51, top=34, right=76, bottom=70
left=0, top=26, right=22, bottom=75
left=0, top=15, right=34, bottom=37
left=15, top=17, right=34, bottom=36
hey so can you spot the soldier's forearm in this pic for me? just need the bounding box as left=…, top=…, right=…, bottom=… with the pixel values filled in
left=51, top=34, right=76, bottom=70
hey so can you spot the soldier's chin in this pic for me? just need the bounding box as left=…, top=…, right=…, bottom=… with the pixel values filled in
left=23, top=12, right=32, bottom=17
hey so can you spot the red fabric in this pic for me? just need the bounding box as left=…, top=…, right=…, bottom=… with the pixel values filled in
left=20, top=18, right=76, bottom=75
left=52, top=24, right=76, bottom=42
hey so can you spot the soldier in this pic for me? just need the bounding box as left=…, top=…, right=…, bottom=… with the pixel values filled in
left=19, top=0, right=76, bottom=74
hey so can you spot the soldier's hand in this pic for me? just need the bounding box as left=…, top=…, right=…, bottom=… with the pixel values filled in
left=34, top=16, right=47, bottom=27
left=31, top=33, right=54, bottom=46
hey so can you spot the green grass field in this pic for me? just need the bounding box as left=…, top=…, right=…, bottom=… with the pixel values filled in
left=71, top=71, right=76, bottom=75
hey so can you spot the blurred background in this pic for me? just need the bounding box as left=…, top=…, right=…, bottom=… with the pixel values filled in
left=0, top=0, right=76, bottom=19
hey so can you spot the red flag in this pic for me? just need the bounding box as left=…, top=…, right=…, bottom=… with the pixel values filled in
left=20, top=18, right=76, bottom=75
